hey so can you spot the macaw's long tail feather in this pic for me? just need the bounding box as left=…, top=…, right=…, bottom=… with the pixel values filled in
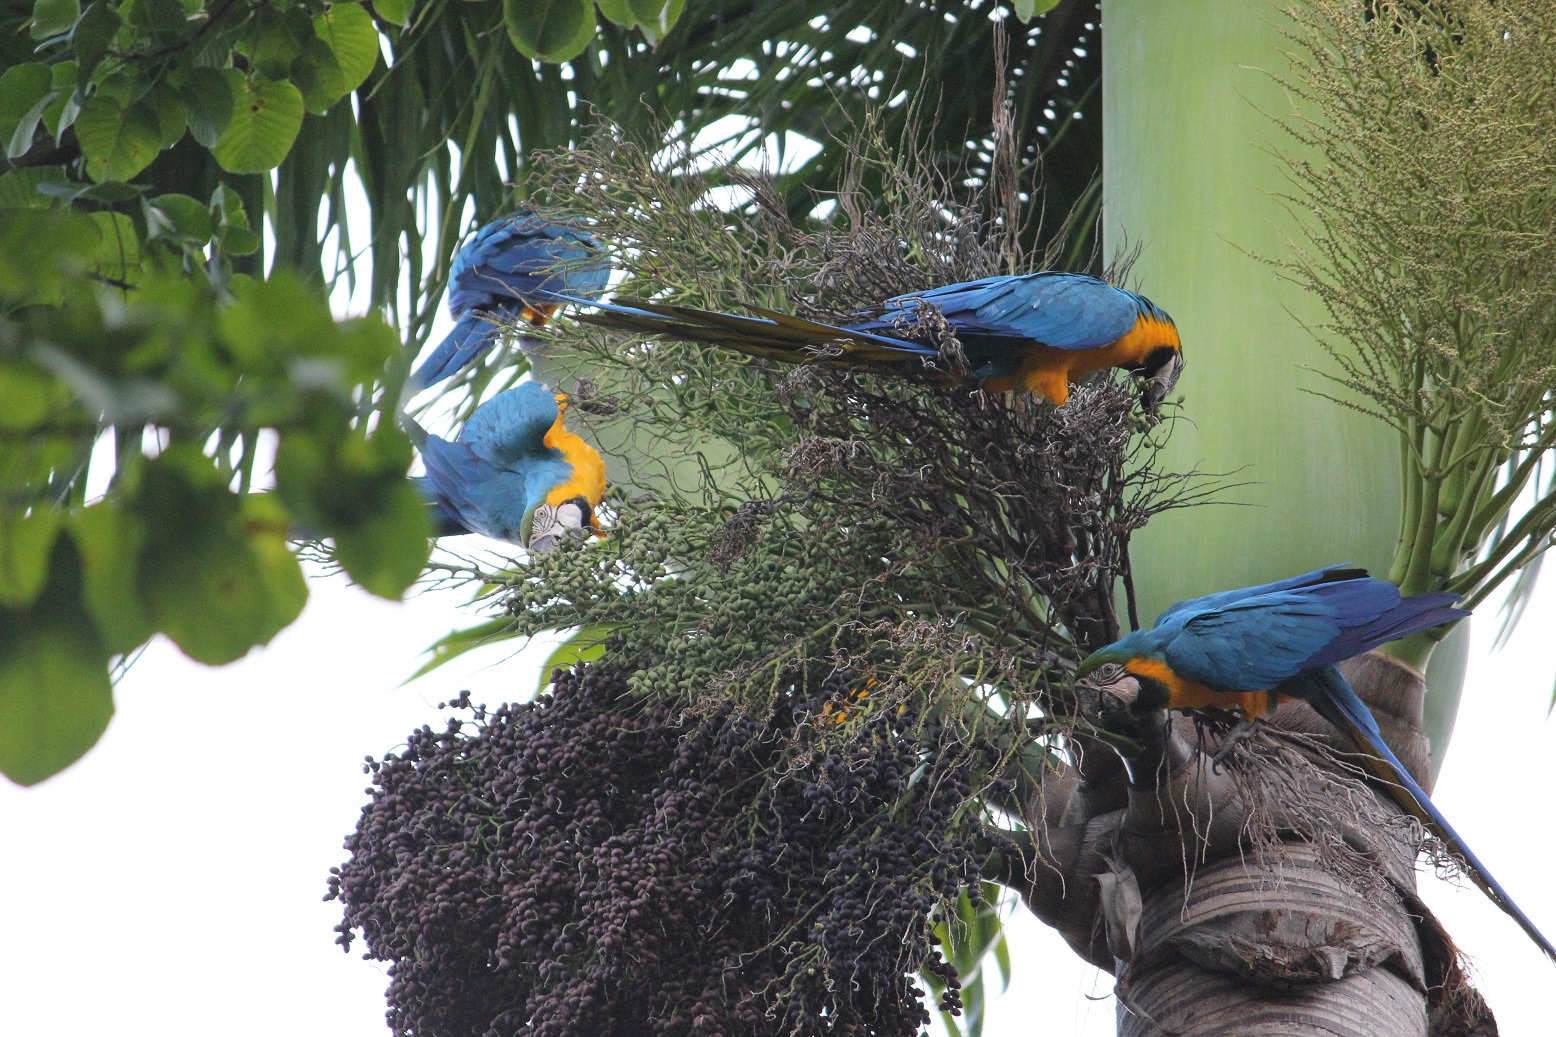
left=1295, top=666, right=1556, bottom=962
left=410, top=312, right=496, bottom=389
left=557, top=293, right=940, bottom=366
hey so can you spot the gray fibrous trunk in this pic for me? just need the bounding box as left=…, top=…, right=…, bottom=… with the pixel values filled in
left=1006, top=653, right=1495, bottom=1037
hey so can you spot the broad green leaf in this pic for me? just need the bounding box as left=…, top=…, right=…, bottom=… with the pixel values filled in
left=594, top=0, right=636, bottom=25
left=0, top=64, right=52, bottom=156
left=30, top=0, right=79, bottom=39
left=1011, top=0, right=1061, bottom=19
left=623, top=0, right=683, bottom=44
left=0, top=164, right=65, bottom=205
left=0, top=511, right=61, bottom=608
left=294, top=38, right=341, bottom=116
left=235, top=5, right=309, bottom=79
left=535, top=624, right=617, bottom=693
left=330, top=479, right=432, bottom=599
left=211, top=73, right=305, bottom=174
left=0, top=357, right=56, bottom=427
left=313, top=2, right=379, bottom=95
left=36, top=179, right=142, bottom=204
left=134, top=449, right=308, bottom=666
left=142, top=84, right=187, bottom=149
left=75, top=95, right=162, bottom=182
left=210, top=185, right=261, bottom=255
left=240, top=491, right=312, bottom=641
left=0, top=611, right=113, bottom=785
left=44, top=60, right=80, bottom=140
left=68, top=503, right=154, bottom=655
left=0, top=539, right=113, bottom=787
left=181, top=66, right=234, bottom=148
left=216, top=273, right=336, bottom=373
left=86, top=210, right=141, bottom=284
left=410, top=617, right=518, bottom=681
left=71, top=1, right=121, bottom=82
left=219, top=275, right=397, bottom=380
left=374, top=0, right=413, bottom=27
left=504, top=0, right=596, bottom=64
left=0, top=208, right=97, bottom=299
left=6, top=90, right=59, bottom=162
left=148, top=192, right=213, bottom=243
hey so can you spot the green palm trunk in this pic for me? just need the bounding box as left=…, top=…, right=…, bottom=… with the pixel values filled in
left=1102, top=0, right=1472, bottom=763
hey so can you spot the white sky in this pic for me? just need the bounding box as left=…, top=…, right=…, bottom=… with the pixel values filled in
left=2, top=560, right=1553, bottom=1036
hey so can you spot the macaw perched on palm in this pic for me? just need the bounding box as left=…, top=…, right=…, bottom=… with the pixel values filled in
left=562, top=271, right=1182, bottom=408
left=408, top=212, right=611, bottom=390
left=1075, top=565, right=1556, bottom=962
left=405, top=381, right=606, bottom=553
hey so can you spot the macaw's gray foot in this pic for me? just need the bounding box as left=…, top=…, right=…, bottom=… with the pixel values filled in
left=1209, top=717, right=1264, bottom=766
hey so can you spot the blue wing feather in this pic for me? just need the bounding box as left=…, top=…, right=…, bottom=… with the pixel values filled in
left=460, top=381, right=561, bottom=469
left=1153, top=565, right=1366, bottom=625
left=1158, top=572, right=1466, bottom=691
left=410, top=306, right=529, bottom=389
left=851, top=272, right=1143, bottom=350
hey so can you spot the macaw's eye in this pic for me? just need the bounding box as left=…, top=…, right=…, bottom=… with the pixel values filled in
left=1079, top=662, right=1127, bottom=689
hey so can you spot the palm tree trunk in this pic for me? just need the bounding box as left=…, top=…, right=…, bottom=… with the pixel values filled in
left=1099, top=0, right=1473, bottom=772
left=1008, top=653, right=1494, bottom=1037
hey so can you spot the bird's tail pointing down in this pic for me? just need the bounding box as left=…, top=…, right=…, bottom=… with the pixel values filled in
left=1298, top=665, right=1556, bottom=962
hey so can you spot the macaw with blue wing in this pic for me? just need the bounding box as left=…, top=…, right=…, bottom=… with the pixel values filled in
left=562, top=271, right=1182, bottom=408
left=409, top=213, right=611, bottom=390
left=404, top=381, right=606, bottom=553
left=1075, top=565, right=1556, bottom=962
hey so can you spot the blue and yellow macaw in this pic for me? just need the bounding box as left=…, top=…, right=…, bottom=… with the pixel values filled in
left=1075, top=565, right=1556, bottom=962
left=562, top=271, right=1182, bottom=408
left=405, top=381, right=606, bottom=552
left=408, top=212, right=611, bottom=390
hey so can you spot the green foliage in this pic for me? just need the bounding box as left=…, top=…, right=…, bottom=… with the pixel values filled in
left=0, top=536, right=114, bottom=788
left=0, top=207, right=427, bottom=784
left=1283, top=1, right=1556, bottom=659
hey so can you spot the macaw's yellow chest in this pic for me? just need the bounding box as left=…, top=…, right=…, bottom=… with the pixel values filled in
left=1006, top=314, right=1181, bottom=406
left=1125, top=657, right=1275, bottom=723
left=542, top=417, right=607, bottom=509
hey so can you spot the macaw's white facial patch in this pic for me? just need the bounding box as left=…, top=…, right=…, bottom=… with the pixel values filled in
left=1076, top=662, right=1141, bottom=706
left=527, top=497, right=594, bottom=554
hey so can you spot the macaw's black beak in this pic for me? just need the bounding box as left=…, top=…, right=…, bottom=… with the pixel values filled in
left=1139, top=347, right=1183, bottom=410
left=527, top=497, right=595, bottom=554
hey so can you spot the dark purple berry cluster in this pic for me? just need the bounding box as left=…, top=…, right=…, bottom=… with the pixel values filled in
left=328, top=664, right=981, bottom=1037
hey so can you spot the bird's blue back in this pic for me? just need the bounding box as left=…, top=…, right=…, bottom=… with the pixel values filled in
left=411, top=213, right=610, bottom=389
left=447, top=214, right=610, bottom=315
left=845, top=272, right=1160, bottom=351
left=1129, top=569, right=1464, bottom=692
